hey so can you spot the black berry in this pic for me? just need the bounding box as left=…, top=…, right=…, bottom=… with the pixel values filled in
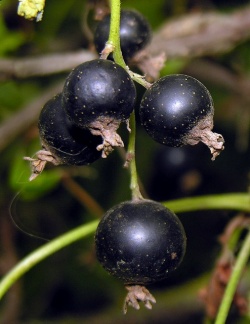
left=62, top=59, right=136, bottom=157
left=139, top=74, right=224, bottom=160
left=94, top=9, right=151, bottom=61
left=95, top=199, right=186, bottom=312
left=95, top=199, right=186, bottom=284
left=39, top=93, right=102, bottom=164
left=24, top=94, right=102, bottom=180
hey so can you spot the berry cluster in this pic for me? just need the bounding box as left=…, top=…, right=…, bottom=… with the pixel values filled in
left=25, top=58, right=136, bottom=180
left=24, top=8, right=225, bottom=313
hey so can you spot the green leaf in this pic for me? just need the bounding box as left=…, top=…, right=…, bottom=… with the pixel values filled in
left=0, top=81, right=39, bottom=118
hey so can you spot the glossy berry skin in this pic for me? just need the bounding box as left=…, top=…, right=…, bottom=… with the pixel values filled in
left=139, top=74, right=214, bottom=148
left=94, top=10, right=151, bottom=61
left=62, top=59, right=136, bottom=128
left=38, top=94, right=102, bottom=165
left=95, top=200, right=186, bottom=285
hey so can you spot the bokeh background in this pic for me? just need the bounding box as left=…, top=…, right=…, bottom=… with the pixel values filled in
left=1, top=0, right=250, bottom=323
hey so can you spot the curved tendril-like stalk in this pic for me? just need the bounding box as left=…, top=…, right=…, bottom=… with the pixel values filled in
left=0, top=220, right=99, bottom=300
left=0, top=193, right=250, bottom=300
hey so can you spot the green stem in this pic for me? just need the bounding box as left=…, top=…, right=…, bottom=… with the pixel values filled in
left=127, top=111, right=143, bottom=200
left=107, top=0, right=151, bottom=89
left=0, top=193, right=250, bottom=300
left=107, top=0, right=126, bottom=68
left=107, top=1, right=144, bottom=199
left=164, top=193, right=250, bottom=213
left=215, top=229, right=250, bottom=324
left=0, top=219, right=98, bottom=300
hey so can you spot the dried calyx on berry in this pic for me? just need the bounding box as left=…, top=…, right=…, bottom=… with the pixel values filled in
left=24, top=93, right=102, bottom=181
left=139, top=74, right=225, bottom=160
left=62, top=59, right=136, bottom=158
left=95, top=199, right=186, bottom=313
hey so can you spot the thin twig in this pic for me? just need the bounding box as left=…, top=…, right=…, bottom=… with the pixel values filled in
left=1, top=6, right=250, bottom=79
left=0, top=50, right=96, bottom=81
left=149, top=6, right=250, bottom=59
left=183, top=59, right=250, bottom=100
left=0, top=82, right=63, bottom=152
left=60, top=172, right=104, bottom=217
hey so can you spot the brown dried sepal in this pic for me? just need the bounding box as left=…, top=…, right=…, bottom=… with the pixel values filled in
left=199, top=214, right=250, bottom=319
left=123, top=285, right=156, bottom=314
left=24, top=149, right=60, bottom=181
left=99, top=43, right=115, bottom=59
left=89, top=116, right=128, bottom=158
left=182, top=112, right=225, bottom=160
left=130, top=49, right=166, bottom=82
left=199, top=255, right=248, bottom=319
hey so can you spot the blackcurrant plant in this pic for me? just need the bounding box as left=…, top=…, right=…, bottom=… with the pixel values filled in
left=21, top=0, right=225, bottom=314
left=5, top=1, right=249, bottom=323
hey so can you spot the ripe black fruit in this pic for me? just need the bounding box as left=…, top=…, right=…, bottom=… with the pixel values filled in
left=139, top=74, right=224, bottom=160
left=24, top=94, right=102, bottom=180
left=94, top=9, right=151, bottom=61
left=38, top=93, right=102, bottom=165
left=95, top=199, right=186, bottom=285
left=62, top=59, right=136, bottom=157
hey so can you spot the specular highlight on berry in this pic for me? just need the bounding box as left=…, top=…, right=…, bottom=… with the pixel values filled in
left=95, top=199, right=186, bottom=312
left=139, top=74, right=224, bottom=160
left=62, top=59, right=136, bottom=158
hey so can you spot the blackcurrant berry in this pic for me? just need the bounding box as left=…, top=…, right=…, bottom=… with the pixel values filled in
left=24, top=94, right=102, bottom=180
left=139, top=74, right=224, bottom=160
left=94, top=9, right=151, bottom=61
left=95, top=199, right=186, bottom=312
left=62, top=59, right=136, bottom=157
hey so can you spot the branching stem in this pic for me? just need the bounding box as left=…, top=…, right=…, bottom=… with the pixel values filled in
left=127, top=112, right=143, bottom=200
left=107, top=0, right=151, bottom=88
left=107, top=0, right=144, bottom=199
left=107, top=0, right=126, bottom=68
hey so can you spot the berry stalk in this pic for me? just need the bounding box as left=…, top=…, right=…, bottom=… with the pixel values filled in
left=0, top=220, right=99, bottom=300
left=105, top=0, right=144, bottom=199
left=104, top=0, right=151, bottom=88
left=125, top=111, right=143, bottom=200
left=103, top=0, right=126, bottom=69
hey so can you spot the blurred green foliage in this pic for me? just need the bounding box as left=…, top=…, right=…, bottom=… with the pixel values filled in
left=0, top=12, right=25, bottom=56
